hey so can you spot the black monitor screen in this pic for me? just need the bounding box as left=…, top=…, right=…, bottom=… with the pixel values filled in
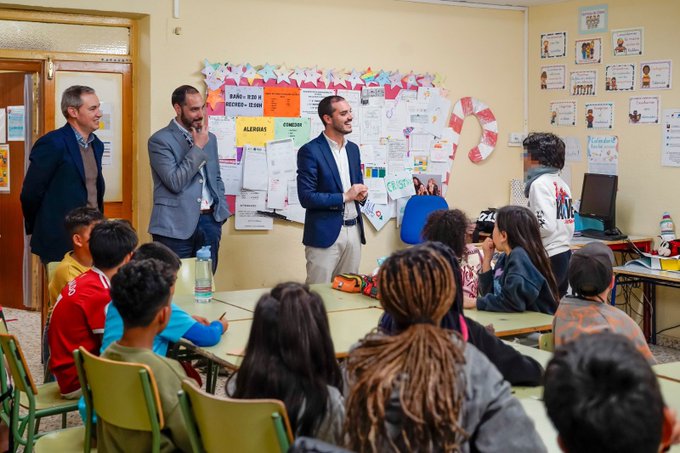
left=579, top=173, right=617, bottom=220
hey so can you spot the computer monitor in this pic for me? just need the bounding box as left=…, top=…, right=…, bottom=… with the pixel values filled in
left=579, top=173, right=619, bottom=234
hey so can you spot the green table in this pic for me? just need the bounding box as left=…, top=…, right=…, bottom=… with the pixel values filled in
left=466, top=309, right=554, bottom=337
left=173, top=295, right=253, bottom=322
left=504, top=341, right=553, bottom=368
left=654, top=361, right=680, bottom=383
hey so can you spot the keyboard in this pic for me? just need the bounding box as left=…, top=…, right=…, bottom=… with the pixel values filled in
left=580, top=229, right=628, bottom=241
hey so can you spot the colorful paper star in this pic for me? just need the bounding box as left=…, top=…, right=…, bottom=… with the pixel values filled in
left=226, top=64, right=244, bottom=84
left=258, top=63, right=277, bottom=83
left=304, top=66, right=321, bottom=86
left=419, top=73, right=434, bottom=88
left=404, top=71, right=418, bottom=89
left=346, top=69, right=365, bottom=90
left=274, top=64, right=292, bottom=84
left=360, top=67, right=377, bottom=84
left=433, top=73, right=445, bottom=87
left=201, top=59, right=219, bottom=77
left=329, top=69, right=348, bottom=88
left=212, top=63, right=229, bottom=81
left=374, top=70, right=391, bottom=87
left=389, top=71, right=404, bottom=89
left=318, top=69, right=332, bottom=87
left=206, top=88, right=224, bottom=110
left=242, top=64, right=261, bottom=85
left=289, top=67, right=307, bottom=87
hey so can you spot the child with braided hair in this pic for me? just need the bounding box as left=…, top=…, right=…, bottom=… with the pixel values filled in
left=345, top=243, right=545, bottom=453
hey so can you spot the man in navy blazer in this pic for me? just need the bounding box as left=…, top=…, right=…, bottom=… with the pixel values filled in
left=148, top=85, right=230, bottom=273
left=297, top=95, right=368, bottom=284
left=21, top=86, right=105, bottom=264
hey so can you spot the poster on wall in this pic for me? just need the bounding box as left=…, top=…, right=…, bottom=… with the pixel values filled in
left=587, top=135, right=618, bottom=176
left=605, top=64, right=635, bottom=91
left=540, top=32, right=567, bottom=59
left=611, top=28, right=643, bottom=56
left=550, top=101, right=577, bottom=126
left=579, top=4, right=608, bottom=34
left=629, top=96, right=660, bottom=124
left=7, top=106, right=24, bottom=142
left=563, top=136, right=582, bottom=161
left=585, top=102, right=614, bottom=129
left=540, top=65, right=566, bottom=90
left=639, top=60, right=672, bottom=90
left=662, top=109, right=680, bottom=167
left=0, top=108, right=5, bottom=143
left=575, top=38, right=602, bottom=65
left=570, top=70, right=598, bottom=96
left=0, top=144, right=8, bottom=192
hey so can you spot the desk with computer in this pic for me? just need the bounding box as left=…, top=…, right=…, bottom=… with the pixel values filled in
left=575, top=172, right=628, bottom=241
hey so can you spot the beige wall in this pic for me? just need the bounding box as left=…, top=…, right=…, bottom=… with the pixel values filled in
left=1, top=0, right=526, bottom=288
left=528, top=0, right=680, bottom=340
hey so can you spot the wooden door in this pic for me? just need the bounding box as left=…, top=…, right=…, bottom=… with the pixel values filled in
left=45, top=61, right=133, bottom=221
left=0, top=61, right=41, bottom=309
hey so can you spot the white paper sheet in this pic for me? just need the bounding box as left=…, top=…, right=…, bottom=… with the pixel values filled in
left=7, top=106, right=24, bottom=142
left=424, top=95, right=451, bottom=137
left=361, top=199, right=392, bottom=231
left=587, top=135, right=618, bottom=175
left=241, top=146, right=268, bottom=191
left=409, top=133, right=434, bottom=153
left=266, top=177, right=287, bottom=210
left=336, top=89, right=361, bottom=143
left=300, top=89, right=335, bottom=140
left=360, top=106, right=384, bottom=145
left=266, top=138, right=296, bottom=177
left=219, top=160, right=243, bottom=195
left=385, top=171, right=416, bottom=200
left=0, top=108, right=6, bottom=143
left=387, top=139, right=409, bottom=174
left=210, top=116, right=237, bottom=160
left=662, top=109, right=680, bottom=167
left=235, top=190, right=273, bottom=230
left=365, top=178, right=387, bottom=204
left=563, top=136, right=582, bottom=161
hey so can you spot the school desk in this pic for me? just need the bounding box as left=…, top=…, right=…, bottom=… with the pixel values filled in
left=654, top=361, right=680, bottom=383
left=569, top=235, right=653, bottom=253
left=504, top=340, right=552, bottom=368
left=612, top=264, right=680, bottom=343
left=173, top=295, right=253, bottom=322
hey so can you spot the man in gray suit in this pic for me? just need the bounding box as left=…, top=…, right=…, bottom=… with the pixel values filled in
left=148, top=85, right=230, bottom=273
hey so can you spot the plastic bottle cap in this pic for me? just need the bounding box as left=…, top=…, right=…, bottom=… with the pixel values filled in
left=197, top=245, right=211, bottom=260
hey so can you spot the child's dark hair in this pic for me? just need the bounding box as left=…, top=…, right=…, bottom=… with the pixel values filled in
left=231, top=282, right=341, bottom=438
left=522, top=132, right=565, bottom=169
left=89, top=220, right=138, bottom=270
left=544, top=332, right=664, bottom=453
left=132, top=242, right=181, bottom=273
left=64, top=206, right=104, bottom=237
left=110, top=259, right=176, bottom=329
left=495, top=206, right=559, bottom=303
left=422, top=209, right=469, bottom=257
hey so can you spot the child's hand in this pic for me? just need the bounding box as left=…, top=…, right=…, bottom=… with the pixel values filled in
left=219, top=318, right=229, bottom=334
left=481, top=237, right=495, bottom=255
left=191, top=315, right=210, bottom=326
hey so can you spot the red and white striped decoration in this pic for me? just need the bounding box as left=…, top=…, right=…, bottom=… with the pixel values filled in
left=448, top=96, right=498, bottom=163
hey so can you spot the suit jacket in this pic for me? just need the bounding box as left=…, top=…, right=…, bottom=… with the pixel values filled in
left=20, top=124, right=105, bottom=263
left=148, top=120, right=230, bottom=240
left=297, top=133, right=365, bottom=248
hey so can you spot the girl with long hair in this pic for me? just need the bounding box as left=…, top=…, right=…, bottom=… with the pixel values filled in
left=378, top=241, right=543, bottom=386
left=346, top=243, right=545, bottom=452
left=228, top=282, right=344, bottom=444
left=476, top=205, right=559, bottom=314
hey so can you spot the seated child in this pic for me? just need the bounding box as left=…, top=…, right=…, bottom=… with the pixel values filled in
left=476, top=205, right=559, bottom=314
left=553, top=241, right=654, bottom=363
left=102, top=259, right=192, bottom=452
left=422, top=208, right=482, bottom=309
left=48, top=220, right=137, bottom=398
left=48, top=207, right=105, bottom=309
left=523, top=133, right=574, bottom=298
left=227, top=283, right=345, bottom=445
left=379, top=241, right=543, bottom=386
left=544, top=332, right=679, bottom=453
left=101, top=242, right=229, bottom=356
left=346, top=244, right=546, bottom=452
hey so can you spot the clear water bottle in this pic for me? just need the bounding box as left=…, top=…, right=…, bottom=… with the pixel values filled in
left=195, top=246, right=213, bottom=303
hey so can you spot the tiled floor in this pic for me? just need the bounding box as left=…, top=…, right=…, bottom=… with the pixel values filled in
left=4, top=306, right=680, bottom=436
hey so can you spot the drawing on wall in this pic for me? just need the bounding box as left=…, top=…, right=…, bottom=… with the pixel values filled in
left=639, top=60, right=672, bottom=90
left=579, top=4, right=608, bottom=34
left=575, top=38, right=602, bottom=64
left=570, top=70, right=598, bottom=96
left=611, top=28, right=643, bottom=56
left=540, top=65, right=566, bottom=90
left=605, top=64, right=635, bottom=91
left=550, top=101, right=577, bottom=126
left=629, top=96, right=660, bottom=124
left=540, top=32, right=567, bottom=59
left=585, top=102, right=614, bottom=129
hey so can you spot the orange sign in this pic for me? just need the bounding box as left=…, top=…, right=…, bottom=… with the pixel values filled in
left=263, top=87, right=300, bottom=117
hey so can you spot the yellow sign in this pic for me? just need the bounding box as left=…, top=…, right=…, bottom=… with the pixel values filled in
left=235, top=117, right=275, bottom=147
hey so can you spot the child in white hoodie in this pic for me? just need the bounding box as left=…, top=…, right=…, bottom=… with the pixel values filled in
left=523, top=133, right=575, bottom=298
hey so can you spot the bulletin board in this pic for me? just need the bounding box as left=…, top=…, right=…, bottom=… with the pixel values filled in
left=202, top=61, right=497, bottom=231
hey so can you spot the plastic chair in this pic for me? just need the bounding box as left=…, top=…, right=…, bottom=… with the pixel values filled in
left=178, top=379, right=293, bottom=453
left=176, top=258, right=216, bottom=296
left=0, top=333, right=79, bottom=453
left=74, top=347, right=164, bottom=453
left=400, top=196, right=449, bottom=244
left=538, top=332, right=554, bottom=352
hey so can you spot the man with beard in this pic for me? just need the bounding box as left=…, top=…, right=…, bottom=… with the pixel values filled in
left=147, top=85, right=230, bottom=272
left=297, top=96, right=368, bottom=284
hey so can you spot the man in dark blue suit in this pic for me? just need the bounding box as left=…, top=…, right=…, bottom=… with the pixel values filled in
left=21, top=86, right=105, bottom=264
left=297, top=95, right=368, bottom=284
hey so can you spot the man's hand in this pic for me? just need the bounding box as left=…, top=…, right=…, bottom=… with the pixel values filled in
left=191, top=117, right=210, bottom=149
left=191, top=315, right=210, bottom=326
left=344, top=183, right=369, bottom=202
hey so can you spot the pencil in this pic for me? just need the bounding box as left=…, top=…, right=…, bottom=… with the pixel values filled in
left=219, top=312, right=227, bottom=320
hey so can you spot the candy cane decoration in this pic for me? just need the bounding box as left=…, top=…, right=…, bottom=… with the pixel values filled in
left=448, top=97, right=498, bottom=163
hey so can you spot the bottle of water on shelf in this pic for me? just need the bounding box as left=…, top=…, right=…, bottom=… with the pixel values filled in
left=195, top=246, right=212, bottom=304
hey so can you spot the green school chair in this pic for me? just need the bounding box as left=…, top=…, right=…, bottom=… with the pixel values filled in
left=0, top=333, right=79, bottom=453
left=178, top=379, right=293, bottom=453
left=75, top=347, right=164, bottom=453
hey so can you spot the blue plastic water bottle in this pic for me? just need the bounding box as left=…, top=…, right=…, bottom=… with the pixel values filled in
left=195, top=246, right=212, bottom=303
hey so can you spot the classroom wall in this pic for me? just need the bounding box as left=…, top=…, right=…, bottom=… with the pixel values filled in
left=528, top=0, right=680, bottom=342
left=1, top=0, right=525, bottom=288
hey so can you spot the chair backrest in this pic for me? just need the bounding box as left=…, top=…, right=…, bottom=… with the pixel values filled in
left=179, top=379, right=293, bottom=453
left=0, top=333, right=38, bottom=395
left=76, top=347, right=164, bottom=434
left=400, top=195, right=449, bottom=245
left=538, top=332, right=554, bottom=352
left=176, top=258, right=216, bottom=296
